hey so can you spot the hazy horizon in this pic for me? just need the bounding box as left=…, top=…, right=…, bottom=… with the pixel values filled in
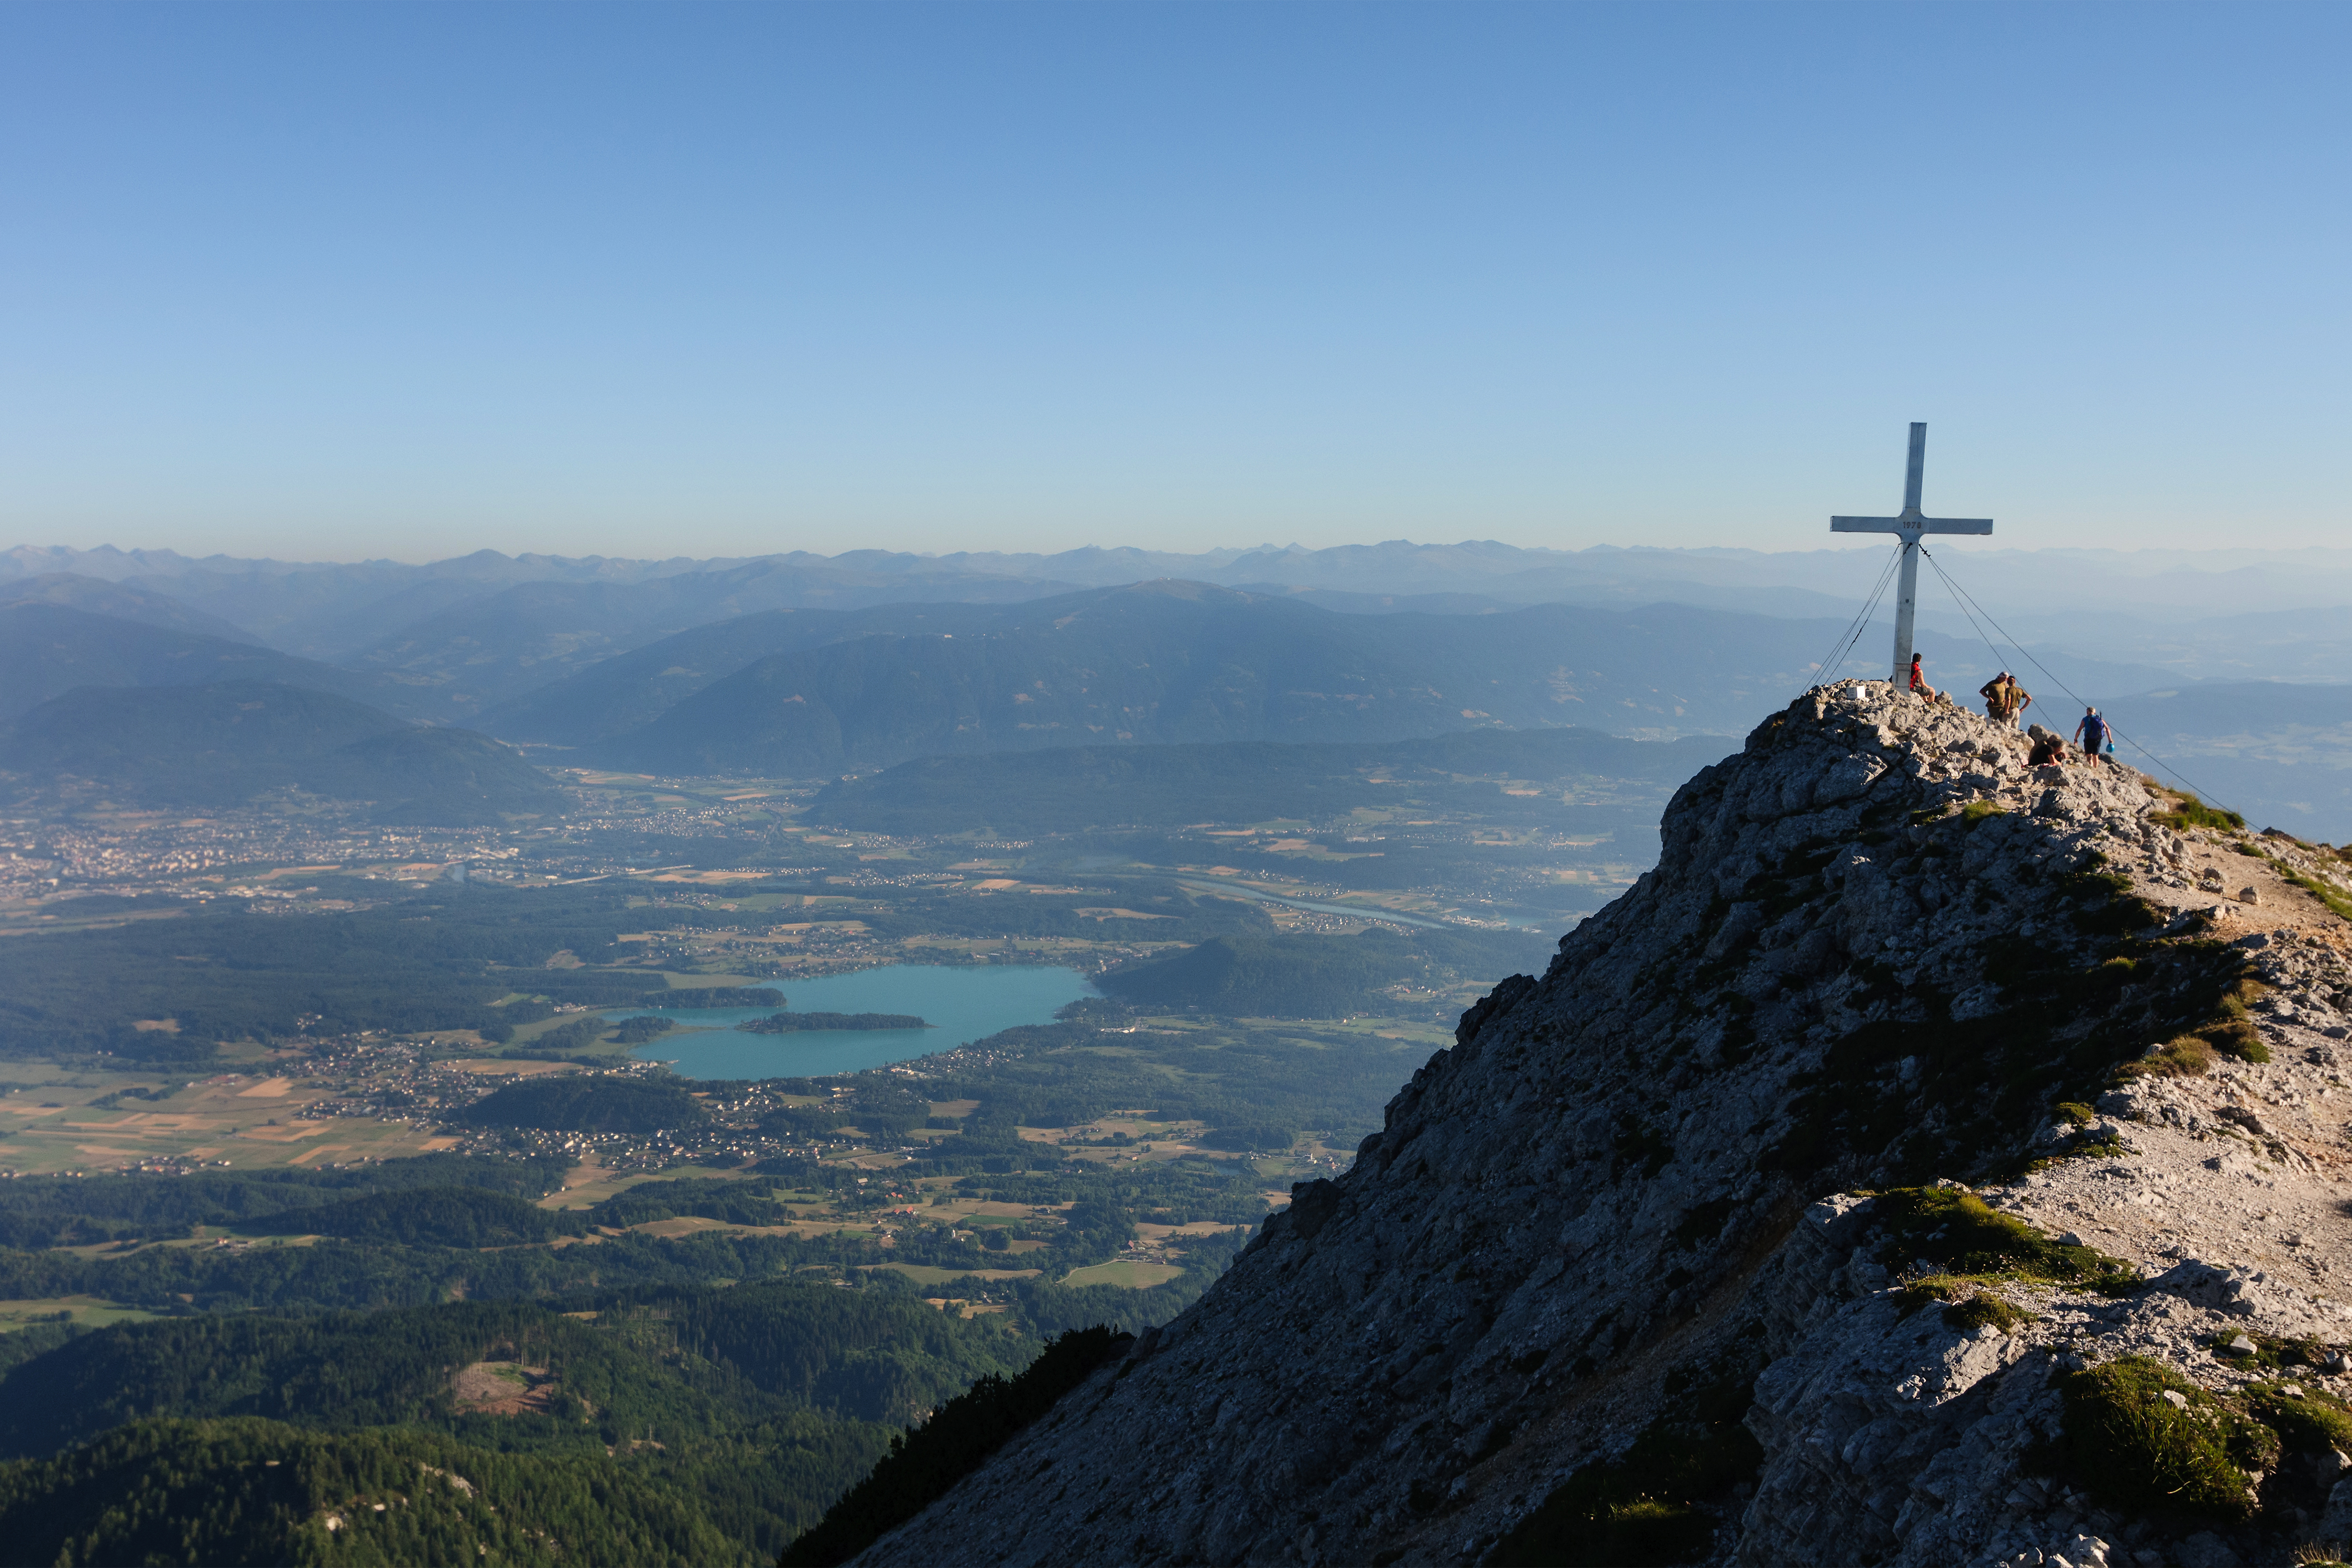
left=21, top=538, right=2352, bottom=572
left=5, top=4, right=2347, bottom=559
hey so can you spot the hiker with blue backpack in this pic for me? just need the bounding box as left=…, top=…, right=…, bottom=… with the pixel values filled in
left=2072, top=707, right=2111, bottom=768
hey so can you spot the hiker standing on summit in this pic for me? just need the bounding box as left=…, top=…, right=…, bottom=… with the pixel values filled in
left=2073, top=706, right=2110, bottom=767
left=1979, top=672, right=2031, bottom=728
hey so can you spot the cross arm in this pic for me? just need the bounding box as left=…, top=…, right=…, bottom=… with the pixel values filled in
left=1830, top=515, right=1992, bottom=535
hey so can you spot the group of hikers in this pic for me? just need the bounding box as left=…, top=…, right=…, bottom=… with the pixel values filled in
left=1901, top=654, right=2114, bottom=767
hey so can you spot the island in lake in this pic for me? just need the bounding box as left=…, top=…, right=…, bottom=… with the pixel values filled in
left=741, top=1010, right=931, bottom=1033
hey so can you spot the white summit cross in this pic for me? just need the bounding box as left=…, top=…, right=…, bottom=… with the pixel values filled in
left=1830, top=422, right=1992, bottom=685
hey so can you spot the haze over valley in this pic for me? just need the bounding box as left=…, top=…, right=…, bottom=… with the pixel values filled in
left=11, top=530, right=2352, bottom=1564
left=9, top=537, right=2352, bottom=834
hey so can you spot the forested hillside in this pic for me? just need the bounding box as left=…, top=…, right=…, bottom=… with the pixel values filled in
left=1, top=681, right=566, bottom=822
left=0, top=1189, right=1239, bottom=1563
left=1095, top=928, right=1548, bottom=1017
left=590, top=584, right=1812, bottom=774
left=0, top=883, right=683, bottom=1059
left=478, top=601, right=1016, bottom=744
left=0, top=1416, right=767, bottom=1566
left=810, top=726, right=1731, bottom=836
left=0, top=1154, right=569, bottom=1249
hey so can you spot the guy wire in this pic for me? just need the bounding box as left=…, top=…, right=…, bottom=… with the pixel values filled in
left=1917, top=546, right=2247, bottom=821
left=1811, top=543, right=1903, bottom=692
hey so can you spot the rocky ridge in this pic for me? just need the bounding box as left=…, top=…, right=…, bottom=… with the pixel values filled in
left=854, top=679, right=2352, bottom=1568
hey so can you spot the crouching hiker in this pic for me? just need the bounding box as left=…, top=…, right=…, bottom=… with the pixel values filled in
left=2027, top=725, right=2066, bottom=768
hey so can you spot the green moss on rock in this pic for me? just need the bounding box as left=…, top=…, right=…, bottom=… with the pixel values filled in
left=1872, top=1187, right=2138, bottom=1294
left=1892, top=1275, right=2035, bottom=1335
left=2200, top=1016, right=2270, bottom=1063
left=2119, top=1035, right=2216, bottom=1080
left=2148, top=793, right=2245, bottom=832
left=2208, top=1330, right=2347, bottom=1376
left=2241, top=1382, right=2352, bottom=1457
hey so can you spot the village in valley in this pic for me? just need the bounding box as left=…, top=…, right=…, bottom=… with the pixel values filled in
left=0, top=753, right=1548, bottom=1338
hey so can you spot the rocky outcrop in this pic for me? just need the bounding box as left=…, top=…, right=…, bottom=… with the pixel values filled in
left=851, top=681, right=2352, bottom=1567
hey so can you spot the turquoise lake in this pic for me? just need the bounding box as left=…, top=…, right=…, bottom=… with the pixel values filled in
left=612, top=964, right=1097, bottom=1080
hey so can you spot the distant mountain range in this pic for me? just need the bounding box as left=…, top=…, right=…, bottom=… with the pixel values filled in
left=0, top=547, right=1086, bottom=668
left=0, top=681, right=566, bottom=824
left=24, top=538, right=2352, bottom=639
left=20, top=541, right=2352, bottom=711
left=11, top=543, right=2352, bottom=834
left=0, top=577, right=2186, bottom=767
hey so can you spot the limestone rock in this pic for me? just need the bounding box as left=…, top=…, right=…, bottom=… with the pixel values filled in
left=848, top=680, right=2352, bottom=1568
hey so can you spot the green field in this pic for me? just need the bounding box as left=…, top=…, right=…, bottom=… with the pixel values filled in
left=0, top=1295, right=159, bottom=1332
left=0, top=1057, right=462, bottom=1177
left=863, top=1263, right=1044, bottom=1285
left=1060, top=1259, right=1186, bottom=1290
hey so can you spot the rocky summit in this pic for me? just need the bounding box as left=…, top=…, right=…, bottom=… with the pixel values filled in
left=855, top=681, right=2352, bottom=1568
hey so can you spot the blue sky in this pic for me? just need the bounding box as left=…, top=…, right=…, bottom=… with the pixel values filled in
left=1, top=2, right=2344, bottom=561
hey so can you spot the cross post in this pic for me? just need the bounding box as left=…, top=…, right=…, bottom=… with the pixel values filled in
left=1829, top=423, right=1992, bottom=685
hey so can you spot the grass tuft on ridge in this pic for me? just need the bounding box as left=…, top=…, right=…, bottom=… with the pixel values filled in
left=1872, top=1186, right=2138, bottom=1295
left=2056, top=1356, right=2266, bottom=1523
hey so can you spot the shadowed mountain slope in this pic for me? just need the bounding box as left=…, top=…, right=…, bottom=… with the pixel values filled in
left=0, top=573, right=256, bottom=642
left=336, top=559, right=1081, bottom=716
left=835, top=681, right=2352, bottom=1567
left=0, top=602, right=426, bottom=722
left=119, top=562, right=526, bottom=663
left=477, top=602, right=1019, bottom=747
left=0, top=681, right=565, bottom=823
left=341, top=577, right=732, bottom=712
